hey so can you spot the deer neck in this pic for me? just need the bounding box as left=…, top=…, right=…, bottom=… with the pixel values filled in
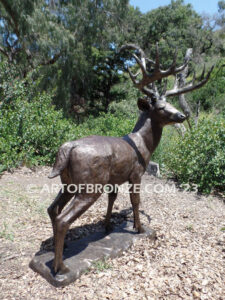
left=132, top=112, right=162, bottom=155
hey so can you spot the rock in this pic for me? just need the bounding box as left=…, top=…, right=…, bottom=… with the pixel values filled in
left=146, top=162, right=160, bottom=177
left=192, top=291, right=200, bottom=298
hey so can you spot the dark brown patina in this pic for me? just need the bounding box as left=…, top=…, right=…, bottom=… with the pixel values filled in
left=47, top=45, right=213, bottom=275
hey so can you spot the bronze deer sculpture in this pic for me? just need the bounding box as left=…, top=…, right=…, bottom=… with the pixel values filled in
left=48, top=44, right=213, bottom=275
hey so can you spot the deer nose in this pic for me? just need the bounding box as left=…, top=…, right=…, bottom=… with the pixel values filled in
left=179, top=113, right=186, bottom=120
left=175, top=112, right=186, bottom=122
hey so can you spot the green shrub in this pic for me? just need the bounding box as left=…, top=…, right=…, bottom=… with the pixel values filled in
left=0, top=92, right=76, bottom=170
left=151, top=125, right=178, bottom=173
left=155, top=116, right=225, bottom=194
left=75, top=113, right=136, bottom=138
left=0, top=77, right=136, bottom=171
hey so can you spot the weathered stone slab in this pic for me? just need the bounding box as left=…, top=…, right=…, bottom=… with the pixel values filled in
left=29, top=221, right=156, bottom=287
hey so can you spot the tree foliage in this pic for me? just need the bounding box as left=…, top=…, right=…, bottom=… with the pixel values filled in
left=0, top=0, right=222, bottom=114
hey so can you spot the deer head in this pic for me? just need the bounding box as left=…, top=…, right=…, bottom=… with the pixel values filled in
left=120, top=44, right=214, bottom=127
left=137, top=97, right=186, bottom=127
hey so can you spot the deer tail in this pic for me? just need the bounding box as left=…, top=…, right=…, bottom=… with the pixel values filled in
left=48, top=142, right=77, bottom=179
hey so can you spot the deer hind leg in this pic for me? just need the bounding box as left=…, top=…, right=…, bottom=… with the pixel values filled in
left=53, top=192, right=101, bottom=274
left=47, top=188, right=74, bottom=246
left=129, top=180, right=145, bottom=234
left=105, top=190, right=118, bottom=232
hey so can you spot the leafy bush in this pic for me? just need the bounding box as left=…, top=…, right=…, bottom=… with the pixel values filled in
left=0, top=76, right=136, bottom=172
left=0, top=92, right=75, bottom=171
left=151, top=125, right=178, bottom=173
left=75, top=113, right=136, bottom=138
left=154, top=116, right=225, bottom=194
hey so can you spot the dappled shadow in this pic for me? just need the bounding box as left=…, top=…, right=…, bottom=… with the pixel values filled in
left=140, top=209, right=152, bottom=224
left=45, top=219, right=140, bottom=277
left=38, top=208, right=134, bottom=254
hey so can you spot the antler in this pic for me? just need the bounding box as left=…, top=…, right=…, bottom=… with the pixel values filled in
left=120, top=44, right=214, bottom=100
left=164, top=65, right=214, bottom=97
left=120, top=43, right=190, bottom=96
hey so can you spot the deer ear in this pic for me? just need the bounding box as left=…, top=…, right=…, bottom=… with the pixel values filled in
left=137, top=98, right=150, bottom=111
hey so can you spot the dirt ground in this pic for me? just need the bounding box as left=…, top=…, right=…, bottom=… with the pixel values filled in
left=0, top=167, right=224, bottom=300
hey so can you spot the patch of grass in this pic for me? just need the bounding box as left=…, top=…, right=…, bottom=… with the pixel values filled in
left=220, top=227, right=225, bottom=232
left=91, top=258, right=112, bottom=273
left=0, top=222, right=14, bottom=241
left=185, top=224, right=194, bottom=231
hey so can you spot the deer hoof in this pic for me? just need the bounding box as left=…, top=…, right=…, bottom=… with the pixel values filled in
left=53, top=259, right=70, bottom=274
left=57, top=264, right=70, bottom=275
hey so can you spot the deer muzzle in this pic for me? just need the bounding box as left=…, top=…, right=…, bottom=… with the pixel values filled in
left=173, top=112, right=186, bottom=123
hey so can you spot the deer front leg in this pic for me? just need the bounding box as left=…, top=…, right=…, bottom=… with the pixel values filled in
left=105, top=190, right=117, bottom=232
left=53, top=193, right=101, bottom=275
left=129, top=180, right=145, bottom=234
